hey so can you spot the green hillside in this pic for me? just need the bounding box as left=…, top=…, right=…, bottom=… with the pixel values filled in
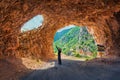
left=54, top=28, right=71, bottom=42
left=53, top=26, right=97, bottom=59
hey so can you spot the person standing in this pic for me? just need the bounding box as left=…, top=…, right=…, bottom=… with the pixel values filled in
left=56, top=46, right=62, bottom=65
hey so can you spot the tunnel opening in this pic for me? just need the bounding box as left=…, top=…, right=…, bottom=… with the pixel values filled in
left=21, top=15, right=44, bottom=32
left=53, top=25, right=98, bottom=61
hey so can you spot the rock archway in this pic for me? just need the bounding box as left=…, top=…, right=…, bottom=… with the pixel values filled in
left=0, top=0, right=120, bottom=59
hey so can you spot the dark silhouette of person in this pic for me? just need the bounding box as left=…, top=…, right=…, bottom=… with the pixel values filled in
left=56, top=46, right=62, bottom=65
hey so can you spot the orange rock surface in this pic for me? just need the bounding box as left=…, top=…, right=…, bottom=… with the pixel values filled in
left=0, top=0, right=120, bottom=59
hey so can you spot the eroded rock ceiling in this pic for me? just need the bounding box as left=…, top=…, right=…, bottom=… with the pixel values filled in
left=0, top=0, right=120, bottom=59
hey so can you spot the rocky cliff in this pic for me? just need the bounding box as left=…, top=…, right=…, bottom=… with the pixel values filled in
left=0, top=0, right=120, bottom=59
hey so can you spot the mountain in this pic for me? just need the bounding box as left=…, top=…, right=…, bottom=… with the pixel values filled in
left=54, top=28, right=71, bottom=42
left=53, top=27, right=97, bottom=58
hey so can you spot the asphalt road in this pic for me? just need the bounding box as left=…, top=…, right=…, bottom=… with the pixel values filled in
left=21, top=59, right=120, bottom=80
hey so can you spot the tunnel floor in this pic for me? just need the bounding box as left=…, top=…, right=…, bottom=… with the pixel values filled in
left=21, top=57, right=120, bottom=80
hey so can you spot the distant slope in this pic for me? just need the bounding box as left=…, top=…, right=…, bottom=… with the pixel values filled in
left=54, top=27, right=80, bottom=54
left=53, top=27, right=97, bottom=58
left=54, top=28, right=71, bottom=42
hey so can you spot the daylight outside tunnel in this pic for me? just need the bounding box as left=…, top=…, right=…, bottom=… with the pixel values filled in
left=21, top=15, right=44, bottom=32
left=53, top=25, right=98, bottom=61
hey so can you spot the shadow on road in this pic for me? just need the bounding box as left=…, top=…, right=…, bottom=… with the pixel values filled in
left=21, top=59, right=120, bottom=80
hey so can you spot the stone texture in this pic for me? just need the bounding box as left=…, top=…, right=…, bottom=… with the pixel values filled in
left=0, top=0, right=120, bottom=59
left=17, top=28, right=54, bottom=60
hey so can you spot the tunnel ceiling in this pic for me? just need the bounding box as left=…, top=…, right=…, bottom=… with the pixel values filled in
left=0, top=0, right=120, bottom=59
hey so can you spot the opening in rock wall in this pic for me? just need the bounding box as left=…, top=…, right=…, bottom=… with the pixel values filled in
left=53, top=25, right=98, bottom=61
left=21, top=15, right=44, bottom=32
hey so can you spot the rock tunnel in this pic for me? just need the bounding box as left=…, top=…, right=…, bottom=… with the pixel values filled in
left=0, top=0, right=120, bottom=60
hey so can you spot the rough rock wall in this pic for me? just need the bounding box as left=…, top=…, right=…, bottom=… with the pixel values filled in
left=0, top=0, right=120, bottom=59
left=87, top=11, right=120, bottom=57
left=105, top=12, right=120, bottom=57
left=17, top=28, right=55, bottom=60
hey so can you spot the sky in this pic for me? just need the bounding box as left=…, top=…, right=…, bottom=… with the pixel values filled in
left=21, top=15, right=75, bottom=32
left=21, top=15, right=44, bottom=32
left=57, top=25, right=75, bottom=32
